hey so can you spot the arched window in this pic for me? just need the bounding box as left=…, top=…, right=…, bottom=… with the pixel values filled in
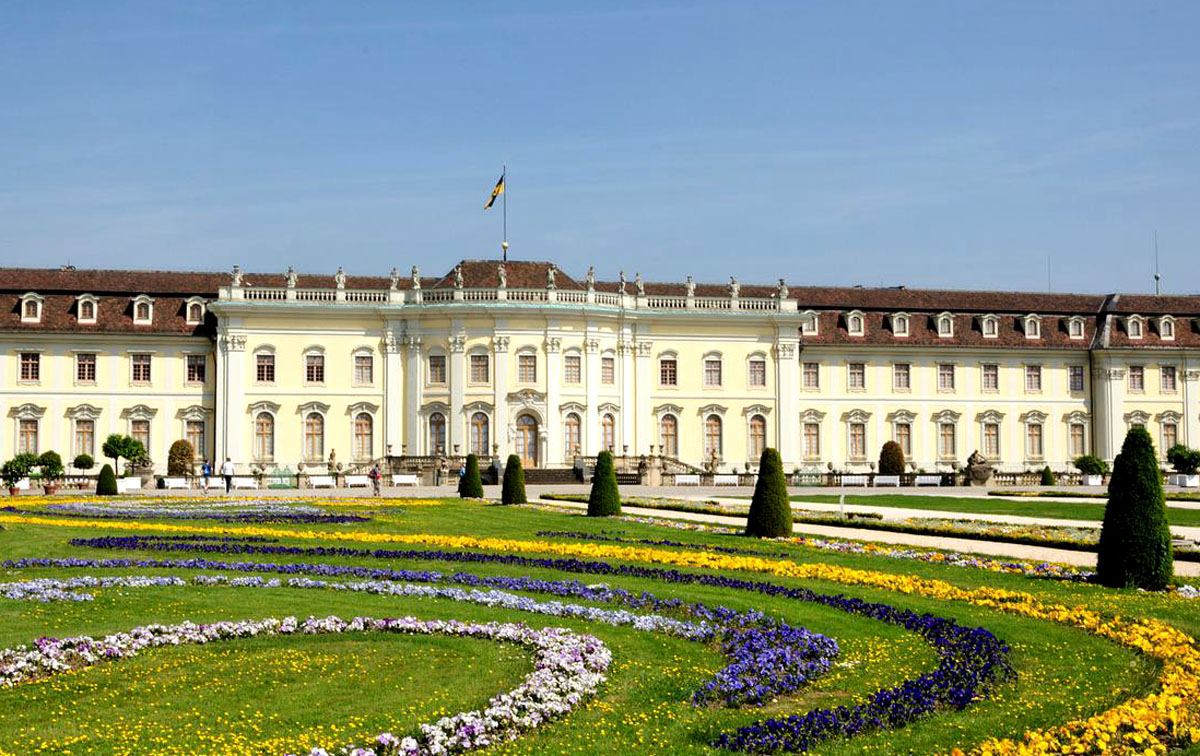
left=135, top=301, right=151, bottom=321
left=353, top=413, right=373, bottom=461
left=602, top=413, right=616, bottom=451
left=471, top=412, right=490, bottom=456
left=255, top=413, right=275, bottom=461
left=23, top=300, right=38, bottom=319
left=304, top=412, right=324, bottom=461
left=187, top=303, right=203, bottom=324
left=564, top=413, right=581, bottom=457
left=80, top=300, right=95, bottom=321
left=429, top=412, right=446, bottom=454
left=749, top=414, right=766, bottom=460
left=660, top=414, right=678, bottom=457
left=704, top=415, right=723, bottom=460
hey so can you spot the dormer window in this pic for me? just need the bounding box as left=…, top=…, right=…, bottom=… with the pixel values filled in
left=185, top=298, right=206, bottom=325
left=892, top=313, right=910, bottom=337
left=132, top=295, right=154, bottom=325
left=980, top=314, right=998, bottom=339
left=800, top=310, right=819, bottom=337
left=1160, top=316, right=1175, bottom=341
left=937, top=312, right=954, bottom=338
left=1068, top=317, right=1085, bottom=340
left=846, top=311, right=865, bottom=337
left=77, top=295, right=98, bottom=325
left=1127, top=315, right=1144, bottom=339
left=20, top=293, right=43, bottom=323
left=1023, top=315, right=1042, bottom=340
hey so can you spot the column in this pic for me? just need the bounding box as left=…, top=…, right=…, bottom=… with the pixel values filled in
left=404, top=334, right=423, bottom=455
left=634, top=340, right=653, bottom=455
left=1184, top=366, right=1200, bottom=448
left=216, top=330, right=247, bottom=465
left=381, top=326, right=402, bottom=456
left=492, top=335, right=510, bottom=459
left=584, top=337, right=600, bottom=455
left=544, top=334, right=562, bottom=464
left=619, top=338, right=635, bottom=455
left=449, top=332, right=466, bottom=454
left=775, top=337, right=800, bottom=466
left=1092, top=364, right=1125, bottom=464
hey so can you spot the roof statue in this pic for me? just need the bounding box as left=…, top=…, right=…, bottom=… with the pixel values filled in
left=635, top=272, right=645, bottom=296
left=334, top=267, right=346, bottom=289
left=230, top=265, right=243, bottom=287
left=497, top=262, right=507, bottom=288
left=389, top=267, right=400, bottom=290
left=686, top=275, right=695, bottom=297
left=585, top=266, right=595, bottom=291
left=547, top=264, right=557, bottom=290
left=729, top=276, right=740, bottom=298
left=285, top=266, right=297, bottom=288
left=411, top=265, right=421, bottom=290
left=618, top=270, right=627, bottom=295
left=454, top=264, right=464, bottom=289
left=778, top=278, right=789, bottom=299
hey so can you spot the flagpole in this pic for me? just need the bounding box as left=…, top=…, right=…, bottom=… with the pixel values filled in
left=502, top=163, right=508, bottom=262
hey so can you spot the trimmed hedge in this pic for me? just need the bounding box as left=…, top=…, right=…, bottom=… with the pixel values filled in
left=459, top=454, right=484, bottom=498
left=587, top=451, right=622, bottom=517
left=1097, top=427, right=1174, bottom=589
left=746, top=448, right=792, bottom=538
left=501, top=455, right=526, bottom=505
left=878, top=441, right=905, bottom=476
left=73, top=453, right=95, bottom=471
left=96, top=464, right=118, bottom=496
left=1040, top=466, right=1056, bottom=486
left=167, top=440, right=194, bottom=477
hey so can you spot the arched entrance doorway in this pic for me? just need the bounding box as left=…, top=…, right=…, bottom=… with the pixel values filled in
left=515, top=414, right=539, bottom=468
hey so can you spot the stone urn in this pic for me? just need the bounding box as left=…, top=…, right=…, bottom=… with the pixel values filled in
left=964, top=451, right=994, bottom=486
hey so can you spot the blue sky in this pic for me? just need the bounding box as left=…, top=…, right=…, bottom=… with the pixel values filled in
left=1, top=2, right=1198, bottom=293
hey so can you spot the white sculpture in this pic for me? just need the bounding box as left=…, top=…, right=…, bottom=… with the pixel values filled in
left=585, top=266, right=595, bottom=291
left=334, top=267, right=346, bottom=289
left=635, top=272, right=645, bottom=296
left=411, top=266, right=421, bottom=290
left=389, top=267, right=400, bottom=290
left=497, top=262, right=507, bottom=288
left=285, top=266, right=297, bottom=288
left=685, top=275, right=695, bottom=297
left=230, top=265, right=243, bottom=287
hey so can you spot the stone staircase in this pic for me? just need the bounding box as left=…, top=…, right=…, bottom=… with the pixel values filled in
left=522, top=467, right=584, bottom=485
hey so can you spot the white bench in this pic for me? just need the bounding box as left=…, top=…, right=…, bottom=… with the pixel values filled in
left=345, top=474, right=370, bottom=488
left=162, top=477, right=189, bottom=490
left=309, top=475, right=336, bottom=489
left=712, top=474, right=740, bottom=486
left=674, top=474, right=701, bottom=486
left=392, top=473, right=420, bottom=486
left=873, top=475, right=901, bottom=487
left=841, top=475, right=870, bottom=487
left=232, top=476, right=259, bottom=490
left=914, top=475, right=943, bottom=486
left=117, top=478, right=142, bottom=493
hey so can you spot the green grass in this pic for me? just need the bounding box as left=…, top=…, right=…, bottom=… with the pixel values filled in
left=0, top=498, right=1196, bottom=754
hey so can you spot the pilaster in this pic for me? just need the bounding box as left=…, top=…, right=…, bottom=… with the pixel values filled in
left=492, top=335, right=510, bottom=459
left=449, top=332, right=466, bottom=454
left=1092, top=365, right=1125, bottom=463
left=544, top=334, right=562, bottom=463
left=775, top=338, right=800, bottom=466
left=381, top=327, right=402, bottom=456
left=403, top=334, right=423, bottom=454
left=634, top=339, right=653, bottom=455
left=216, top=329, right=247, bottom=464
left=1184, top=366, right=1200, bottom=448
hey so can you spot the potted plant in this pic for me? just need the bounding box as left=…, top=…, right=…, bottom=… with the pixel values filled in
left=1166, top=444, right=1200, bottom=488
left=1073, top=455, right=1108, bottom=487
left=37, top=451, right=65, bottom=495
left=1, top=453, right=37, bottom=496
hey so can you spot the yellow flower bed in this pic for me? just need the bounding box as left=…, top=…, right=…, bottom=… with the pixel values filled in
left=3, top=513, right=1198, bottom=755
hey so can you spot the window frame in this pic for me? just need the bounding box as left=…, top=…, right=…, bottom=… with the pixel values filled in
left=702, top=354, right=723, bottom=388
left=563, top=352, right=583, bottom=385
left=304, top=351, right=326, bottom=385
left=352, top=350, right=375, bottom=387
left=469, top=352, right=491, bottom=385
left=130, top=352, right=153, bottom=384
left=185, top=354, right=206, bottom=385
left=516, top=352, right=537, bottom=384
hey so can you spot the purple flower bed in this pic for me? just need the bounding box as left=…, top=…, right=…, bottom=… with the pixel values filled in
left=534, top=530, right=791, bottom=557
left=2, top=505, right=370, bottom=525
left=18, top=543, right=1011, bottom=751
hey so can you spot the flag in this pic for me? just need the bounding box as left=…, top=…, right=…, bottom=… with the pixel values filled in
left=484, top=172, right=505, bottom=209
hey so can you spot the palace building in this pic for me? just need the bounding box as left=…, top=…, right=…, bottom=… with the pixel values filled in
left=1, top=260, right=1198, bottom=477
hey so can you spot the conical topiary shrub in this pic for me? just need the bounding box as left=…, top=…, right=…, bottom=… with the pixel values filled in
left=587, top=450, right=621, bottom=517
left=878, top=441, right=905, bottom=476
left=96, top=464, right=118, bottom=496
left=458, top=454, right=484, bottom=499
left=501, top=454, right=526, bottom=505
left=746, top=448, right=792, bottom=538
left=1040, top=465, right=1056, bottom=486
left=1097, top=427, right=1173, bottom=590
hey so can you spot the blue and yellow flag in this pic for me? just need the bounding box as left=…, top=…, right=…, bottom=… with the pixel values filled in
left=484, top=172, right=505, bottom=209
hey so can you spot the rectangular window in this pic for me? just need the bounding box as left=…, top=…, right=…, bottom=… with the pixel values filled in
left=601, top=356, right=615, bottom=385
left=659, top=358, right=678, bottom=386
left=893, top=363, right=910, bottom=391
left=76, top=353, right=97, bottom=383
left=186, top=354, right=206, bottom=383
left=749, top=359, right=767, bottom=387
left=256, top=354, right=276, bottom=383
left=848, top=362, right=866, bottom=390
left=939, top=423, right=957, bottom=459
left=803, top=423, right=821, bottom=460
left=704, top=358, right=722, bottom=387
left=982, top=363, right=999, bottom=392
left=470, top=354, right=490, bottom=383
left=849, top=422, right=866, bottom=459
left=1164, top=423, right=1178, bottom=452
left=803, top=362, right=820, bottom=389
left=984, top=423, right=1000, bottom=459
left=428, top=355, right=447, bottom=384
left=186, top=420, right=205, bottom=459
left=1070, top=423, right=1086, bottom=457
left=19, top=352, right=40, bottom=382
left=1025, top=365, right=1042, bottom=393
left=1069, top=365, right=1085, bottom=393
left=131, top=353, right=152, bottom=383
left=1162, top=366, right=1178, bottom=393
left=1026, top=423, right=1044, bottom=459
left=74, top=419, right=94, bottom=457
left=894, top=422, right=912, bottom=456
left=354, top=354, right=373, bottom=385
left=18, top=419, right=38, bottom=455
left=518, top=354, right=537, bottom=383
left=130, top=419, right=150, bottom=452
left=938, top=363, right=955, bottom=391
left=1128, top=365, right=1144, bottom=392
left=306, top=354, right=325, bottom=383
left=564, top=354, right=582, bottom=384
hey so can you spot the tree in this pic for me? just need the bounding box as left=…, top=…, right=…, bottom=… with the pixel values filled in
left=1167, top=444, right=1200, bottom=476
left=1040, top=465, right=1056, bottom=486
left=501, top=455, right=526, bottom=505
left=73, top=453, right=95, bottom=471
left=1073, top=455, right=1108, bottom=477
left=458, top=454, right=484, bottom=498
left=746, top=448, right=793, bottom=538
left=878, top=441, right=905, bottom=476
left=587, top=450, right=621, bottom=517
left=1096, top=427, right=1173, bottom=590
left=102, top=434, right=146, bottom=474
left=37, top=451, right=64, bottom=482
left=96, top=464, right=118, bottom=496
left=168, top=440, right=195, bottom=477
left=2, top=454, right=37, bottom=490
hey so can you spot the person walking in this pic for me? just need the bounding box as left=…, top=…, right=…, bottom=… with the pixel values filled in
left=369, top=463, right=382, bottom=497
left=220, top=457, right=235, bottom=494
left=200, top=460, right=213, bottom=493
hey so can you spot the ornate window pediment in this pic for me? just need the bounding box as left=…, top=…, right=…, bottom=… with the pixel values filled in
left=176, top=405, right=210, bottom=422
left=887, top=409, right=917, bottom=423
left=10, top=403, right=46, bottom=420
left=597, top=401, right=621, bottom=415
left=248, top=401, right=281, bottom=416
left=698, top=403, right=727, bottom=417
left=799, top=409, right=826, bottom=423
left=1158, top=410, right=1183, bottom=423
left=121, top=404, right=158, bottom=421
left=347, top=402, right=379, bottom=416
left=464, top=401, right=494, bottom=415
left=841, top=409, right=872, bottom=424
left=1063, top=410, right=1090, bottom=424
left=1124, top=410, right=1150, bottom=426
left=976, top=410, right=1006, bottom=424
left=653, top=403, right=683, bottom=418
left=932, top=409, right=961, bottom=424
left=1019, top=410, right=1048, bottom=424
left=297, top=401, right=331, bottom=417
left=742, top=404, right=772, bottom=416
left=67, top=404, right=103, bottom=421
left=559, top=401, right=587, bottom=414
